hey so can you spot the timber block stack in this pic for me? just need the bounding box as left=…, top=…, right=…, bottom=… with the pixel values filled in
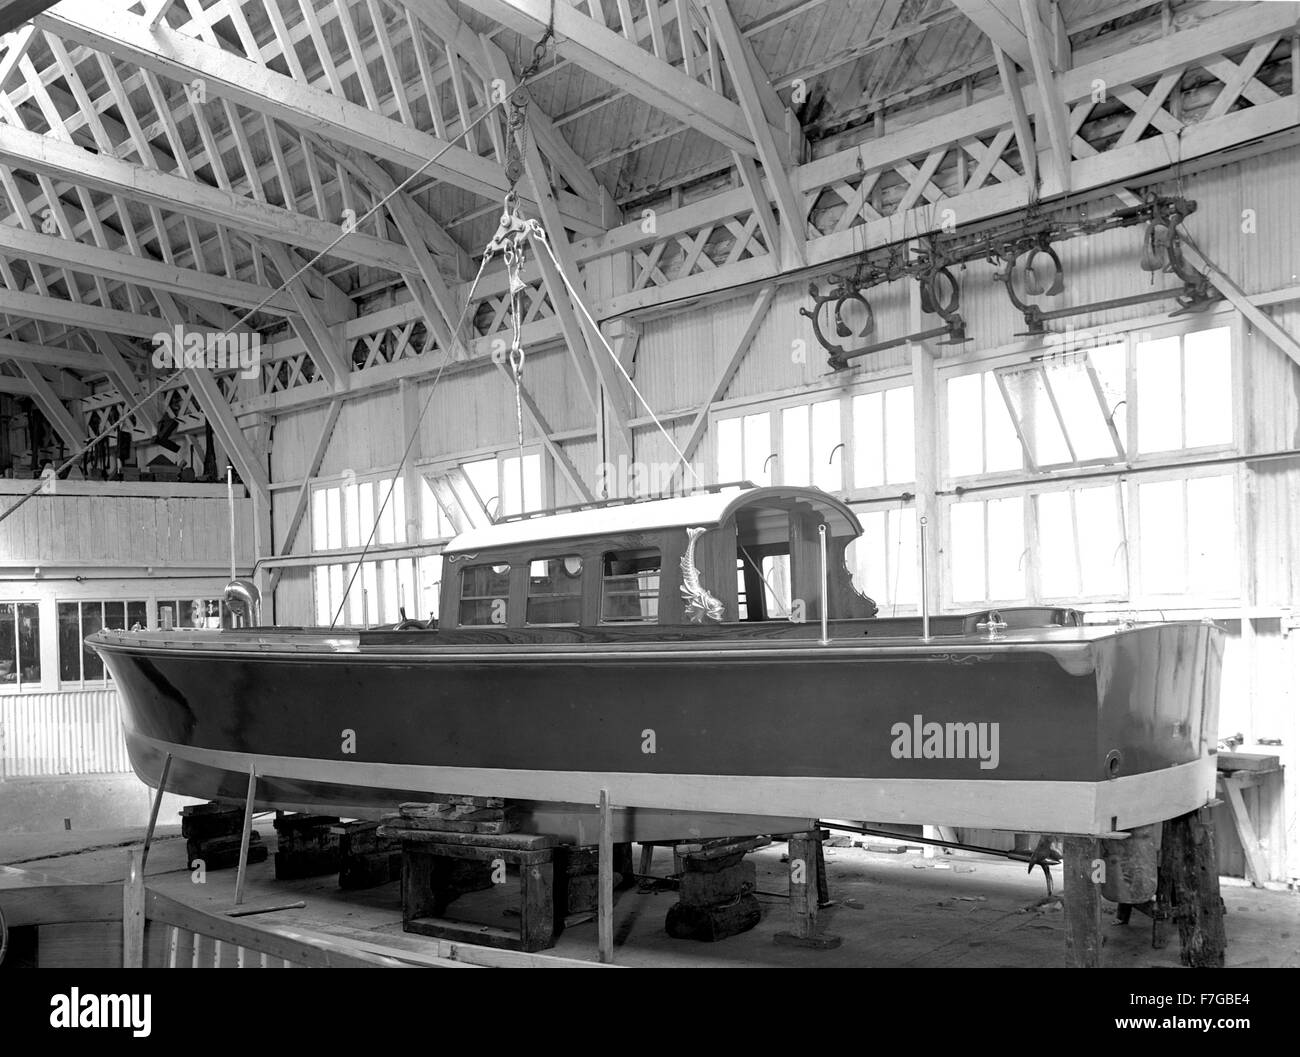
left=181, top=802, right=266, bottom=871
left=382, top=796, right=522, bottom=834
left=555, top=845, right=631, bottom=918
left=664, top=836, right=767, bottom=942
left=331, top=820, right=402, bottom=889
left=380, top=798, right=557, bottom=953
left=272, top=814, right=342, bottom=880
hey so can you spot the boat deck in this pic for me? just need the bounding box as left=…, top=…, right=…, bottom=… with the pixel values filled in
left=3, top=824, right=1294, bottom=968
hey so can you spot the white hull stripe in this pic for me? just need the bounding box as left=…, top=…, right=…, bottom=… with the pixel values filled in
left=133, top=734, right=1215, bottom=835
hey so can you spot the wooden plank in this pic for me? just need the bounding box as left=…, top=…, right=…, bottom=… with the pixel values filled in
left=993, top=44, right=1036, bottom=188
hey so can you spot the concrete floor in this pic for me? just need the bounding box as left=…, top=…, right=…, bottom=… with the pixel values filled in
left=3, top=825, right=1297, bottom=968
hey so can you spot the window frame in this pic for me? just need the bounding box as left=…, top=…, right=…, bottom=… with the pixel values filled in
left=599, top=547, right=662, bottom=625
left=0, top=601, right=42, bottom=693
left=710, top=373, right=916, bottom=502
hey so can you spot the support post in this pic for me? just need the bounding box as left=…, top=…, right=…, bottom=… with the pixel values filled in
left=140, top=752, right=172, bottom=872
left=1062, top=835, right=1103, bottom=967
left=1156, top=809, right=1227, bottom=967
left=775, top=828, right=840, bottom=949
left=598, top=788, right=614, bottom=964
left=233, top=765, right=257, bottom=907
left=123, top=847, right=145, bottom=968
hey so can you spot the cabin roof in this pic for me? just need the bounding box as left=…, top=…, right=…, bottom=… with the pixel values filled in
left=443, top=485, right=862, bottom=554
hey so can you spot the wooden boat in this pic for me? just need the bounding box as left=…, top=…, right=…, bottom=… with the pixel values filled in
left=88, top=484, right=1223, bottom=840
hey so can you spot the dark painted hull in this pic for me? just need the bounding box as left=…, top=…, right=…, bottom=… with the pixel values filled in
left=91, top=621, right=1223, bottom=835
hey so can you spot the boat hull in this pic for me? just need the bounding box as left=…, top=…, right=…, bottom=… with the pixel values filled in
left=94, top=622, right=1223, bottom=836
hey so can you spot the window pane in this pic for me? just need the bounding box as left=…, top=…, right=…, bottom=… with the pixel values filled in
left=1090, top=342, right=1128, bottom=449
left=58, top=602, right=81, bottom=681
left=397, top=558, right=417, bottom=619
left=1187, top=475, right=1236, bottom=597
left=716, top=417, right=742, bottom=482
left=1139, top=479, right=1185, bottom=593
left=947, top=374, right=982, bottom=477
left=984, top=375, right=1023, bottom=472
left=527, top=556, right=584, bottom=625
left=743, top=413, right=771, bottom=485
left=782, top=404, right=807, bottom=487
left=1183, top=327, right=1232, bottom=448
left=1049, top=355, right=1120, bottom=461
left=949, top=502, right=985, bottom=602
left=359, top=561, right=379, bottom=626
left=887, top=508, right=918, bottom=606
left=104, top=601, right=127, bottom=630
left=1036, top=491, right=1077, bottom=598
left=381, top=560, right=400, bottom=624
left=327, top=564, right=345, bottom=625
left=1137, top=336, right=1182, bottom=453
left=18, top=602, right=40, bottom=684
left=314, top=566, right=331, bottom=625
left=463, top=459, right=498, bottom=518
left=1001, top=367, right=1071, bottom=465
left=460, top=563, right=511, bottom=625
left=884, top=387, right=915, bottom=483
left=311, top=487, right=329, bottom=549
left=811, top=400, right=841, bottom=492
left=852, top=392, right=883, bottom=488
left=601, top=550, right=660, bottom=623
left=418, top=555, right=443, bottom=623
left=127, top=601, right=147, bottom=630
left=324, top=486, right=342, bottom=549
left=1075, top=485, right=1125, bottom=597
left=760, top=554, right=791, bottom=616
left=987, top=496, right=1025, bottom=601
left=81, top=602, right=104, bottom=680
left=0, top=604, right=15, bottom=686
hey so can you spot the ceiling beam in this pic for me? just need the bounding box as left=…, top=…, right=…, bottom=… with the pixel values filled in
left=0, top=121, right=418, bottom=274
left=1019, top=0, right=1072, bottom=193
left=260, top=241, right=351, bottom=390
left=0, top=334, right=105, bottom=371
left=950, top=0, right=1032, bottom=68
left=38, top=2, right=605, bottom=234
left=14, top=359, right=86, bottom=449
left=701, top=0, right=806, bottom=267
left=0, top=221, right=299, bottom=316
left=88, top=331, right=159, bottom=432
left=992, top=44, right=1037, bottom=190
left=460, top=0, right=766, bottom=157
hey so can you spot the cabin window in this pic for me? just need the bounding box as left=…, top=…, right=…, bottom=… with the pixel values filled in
left=735, top=548, right=791, bottom=621
left=526, top=556, right=584, bottom=625
left=458, top=563, right=511, bottom=626
left=601, top=549, right=660, bottom=623
left=0, top=602, right=41, bottom=690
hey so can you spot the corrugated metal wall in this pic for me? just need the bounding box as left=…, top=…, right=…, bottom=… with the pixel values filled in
left=0, top=689, right=130, bottom=777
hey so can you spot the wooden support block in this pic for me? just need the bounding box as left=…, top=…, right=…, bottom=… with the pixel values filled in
left=1062, top=835, right=1103, bottom=968
left=1157, top=809, right=1226, bottom=967
left=186, top=833, right=267, bottom=871
left=598, top=790, right=613, bottom=965
left=666, top=894, right=761, bottom=942
left=402, top=842, right=557, bottom=953
left=273, top=813, right=344, bottom=880
left=379, top=827, right=556, bottom=851
left=679, top=859, right=755, bottom=907
left=773, top=834, right=841, bottom=949
left=180, top=802, right=244, bottom=841
left=339, top=850, right=403, bottom=890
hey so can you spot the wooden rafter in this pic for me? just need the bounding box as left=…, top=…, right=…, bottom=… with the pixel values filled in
left=37, top=2, right=605, bottom=234
left=462, top=0, right=772, bottom=157
left=1018, top=0, right=1072, bottom=194
left=15, top=359, right=86, bottom=449
left=260, top=241, right=350, bottom=390
left=702, top=0, right=806, bottom=267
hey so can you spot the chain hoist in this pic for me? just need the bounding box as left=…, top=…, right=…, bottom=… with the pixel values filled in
left=483, top=14, right=554, bottom=517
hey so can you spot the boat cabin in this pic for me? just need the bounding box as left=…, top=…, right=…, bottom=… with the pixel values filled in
left=437, top=484, right=879, bottom=632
